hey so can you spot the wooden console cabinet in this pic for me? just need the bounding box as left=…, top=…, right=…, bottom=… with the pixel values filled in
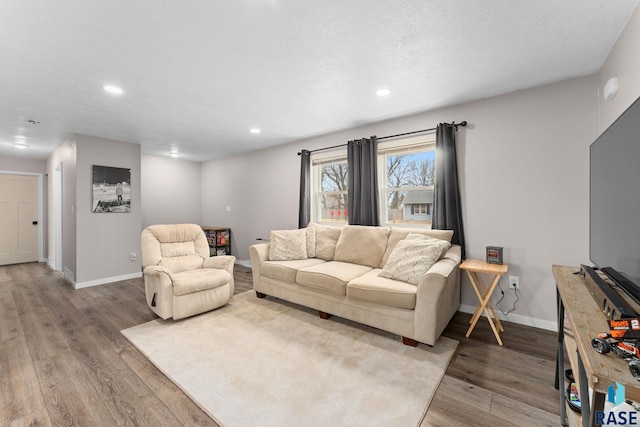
left=554, top=265, right=640, bottom=427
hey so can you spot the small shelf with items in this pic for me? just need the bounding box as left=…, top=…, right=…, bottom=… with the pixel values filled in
left=201, top=227, right=231, bottom=257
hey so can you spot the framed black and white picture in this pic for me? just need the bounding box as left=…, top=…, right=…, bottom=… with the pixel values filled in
left=92, top=165, right=131, bottom=213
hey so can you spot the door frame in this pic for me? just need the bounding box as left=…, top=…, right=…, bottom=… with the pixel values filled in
left=0, top=170, right=44, bottom=263
left=53, top=164, right=62, bottom=272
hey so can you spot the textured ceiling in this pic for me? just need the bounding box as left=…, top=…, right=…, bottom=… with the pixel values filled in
left=0, top=0, right=637, bottom=161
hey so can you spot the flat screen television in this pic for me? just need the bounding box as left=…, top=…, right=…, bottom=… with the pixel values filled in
left=590, top=95, right=640, bottom=305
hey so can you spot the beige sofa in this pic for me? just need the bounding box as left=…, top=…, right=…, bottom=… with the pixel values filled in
left=249, top=223, right=461, bottom=346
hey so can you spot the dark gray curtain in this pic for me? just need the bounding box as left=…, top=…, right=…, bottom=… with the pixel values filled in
left=433, top=123, right=466, bottom=258
left=298, top=150, right=311, bottom=228
left=347, top=137, right=380, bottom=226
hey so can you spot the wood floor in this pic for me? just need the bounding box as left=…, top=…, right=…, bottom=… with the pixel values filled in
left=1, top=262, right=561, bottom=426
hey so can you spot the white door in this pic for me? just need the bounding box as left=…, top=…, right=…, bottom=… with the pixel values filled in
left=0, top=174, right=39, bottom=265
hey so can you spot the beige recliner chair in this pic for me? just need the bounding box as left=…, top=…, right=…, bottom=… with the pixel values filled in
left=141, top=223, right=235, bottom=320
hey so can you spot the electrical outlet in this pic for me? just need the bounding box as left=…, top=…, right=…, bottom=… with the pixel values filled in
left=130, top=252, right=137, bottom=261
left=509, top=275, right=519, bottom=290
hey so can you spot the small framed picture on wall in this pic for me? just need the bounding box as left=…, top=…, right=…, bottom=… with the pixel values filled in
left=92, top=165, right=131, bottom=213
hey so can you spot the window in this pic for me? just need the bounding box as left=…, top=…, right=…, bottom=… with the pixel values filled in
left=309, top=135, right=435, bottom=227
left=311, top=155, right=348, bottom=224
left=412, top=204, right=427, bottom=215
left=379, top=137, right=435, bottom=228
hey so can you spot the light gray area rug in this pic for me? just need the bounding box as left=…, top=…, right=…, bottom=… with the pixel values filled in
left=122, top=291, right=458, bottom=427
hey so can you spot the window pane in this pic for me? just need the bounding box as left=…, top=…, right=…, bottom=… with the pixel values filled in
left=312, top=158, right=348, bottom=224
left=384, top=149, right=434, bottom=227
left=321, top=161, right=348, bottom=192
left=386, top=189, right=406, bottom=223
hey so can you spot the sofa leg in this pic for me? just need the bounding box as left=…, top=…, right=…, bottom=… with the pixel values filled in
left=318, top=311, right=332, bottom=319
left=255, top=291, right=267, bottom=298
left=402, top=337, right=418, bottom=347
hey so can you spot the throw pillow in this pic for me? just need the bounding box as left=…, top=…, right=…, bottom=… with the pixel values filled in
left=305, top=226, right=316, bottom=258
left=333, top=225, right=390, bottom=268
left=379, top=233, right=451, bottom=285
left=268, top=229, right=308, bottom=261
left=308, top=222, right=342, bottom=261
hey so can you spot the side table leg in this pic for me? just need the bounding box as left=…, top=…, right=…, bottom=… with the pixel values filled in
left=482, top=303, right=504, bottom=345
left=484, top=274, right=505, bottom=333
left=578, top=354, right=590, bottom=427
left=467, top=272, right=485, bottom=325
left=557, top=289, right=567, bottom=425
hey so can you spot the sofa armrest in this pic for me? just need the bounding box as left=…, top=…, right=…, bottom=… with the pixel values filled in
left=413, top=245, right=462, bottom=345
left=249, top=243, right=270, bottom=291
left=425, top=245, right=461, bottom=278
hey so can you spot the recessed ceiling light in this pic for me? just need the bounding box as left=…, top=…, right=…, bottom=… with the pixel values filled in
left=376, top=88, right=391, bottom=97
left=250, top=128, right=261, bottom=134
left=103, top=85, right=124, bottom=95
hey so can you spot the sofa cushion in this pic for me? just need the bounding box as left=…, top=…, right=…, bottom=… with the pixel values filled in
left=308, top=222, right=342, bottom=261
left=381, top=227, right=454, bottom=267
left=262, top=258, right=326, bottom=283
left=334, top=225, right=391, bottom=268
left=296, top=261, right=372, bottom=295
left=379, top=234, right=451, bottom=285
left=172, top=268, right=232, bottom=296
left=269, top=229, right=307, bottom=261
left=347, top=269, right=417, bottom=309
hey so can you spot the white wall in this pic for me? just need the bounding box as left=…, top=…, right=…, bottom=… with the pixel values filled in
left=201, top=75, right=598, bottom=327
left=0, top=156, right=45, bottom=174
left=598, top=3, right=640, bottom=130
left=141, top=155, right=202, bottom=228
left=74, top=134, right=142, bottom=286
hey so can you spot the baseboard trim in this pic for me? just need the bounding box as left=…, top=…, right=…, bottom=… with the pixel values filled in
left=236, top=259, right=252, bottom=268
left=458, top=304, right=557, bottom=332
left=74, top=272, right=142, bottom=289
left=64, top=267, right=75, bottom=284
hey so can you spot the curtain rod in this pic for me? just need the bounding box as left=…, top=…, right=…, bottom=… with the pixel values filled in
left=297, top=121, right=467, bottom=155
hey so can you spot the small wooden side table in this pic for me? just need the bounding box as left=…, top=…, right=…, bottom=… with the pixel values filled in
left=460, top=258, right=509, bottom=345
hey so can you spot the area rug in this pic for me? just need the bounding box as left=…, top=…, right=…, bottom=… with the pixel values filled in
left=121, top=291, right=458, bottom=427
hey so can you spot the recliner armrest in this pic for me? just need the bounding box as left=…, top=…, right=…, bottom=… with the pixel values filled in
left=143, top=265, right=171, bottom=276
left=203, top=255, right=235, bottom=271
left=142, top=265, right=173, bottom=319
left=203, top=255, right=236, bottom=297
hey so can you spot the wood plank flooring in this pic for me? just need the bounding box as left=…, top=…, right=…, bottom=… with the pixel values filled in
left=0, top=262, right=561, bottom=426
